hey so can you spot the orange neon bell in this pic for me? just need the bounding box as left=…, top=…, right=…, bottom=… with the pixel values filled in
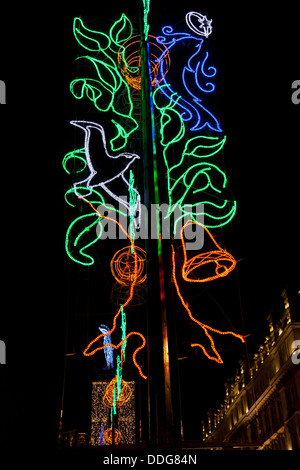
left=181, top=220, right=236, bottom=283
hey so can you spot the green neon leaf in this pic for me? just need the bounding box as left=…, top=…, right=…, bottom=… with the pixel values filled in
left=173, top=200, right=237, bottom=234
left=160, top=107, right=185, bottom=150
left=109, top=13, right=133, bottom=46
left=183, top=135, right=226, bottom=159
left=110, top=119, right=138, bottom=151
left=73, top=17, right=110, bottom=52
left=65, top=213, right=101, bottom=266
left=62, top=148, right=86, bottom=175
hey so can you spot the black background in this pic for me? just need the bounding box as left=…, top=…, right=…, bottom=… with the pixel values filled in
left=0, top=0, right=299, bottom=463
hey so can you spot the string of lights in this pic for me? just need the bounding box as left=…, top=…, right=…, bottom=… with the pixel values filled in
left=152, top=85, right=236, bottom=234
left=171, top=222, right=245, bottom=364
left=62, top=6, right=249, bottom=446
left=81, top=197, right=147, bottom=379
left=118, top=34, right=170, bottom=91
left=181, top=220, right=237, bottom=283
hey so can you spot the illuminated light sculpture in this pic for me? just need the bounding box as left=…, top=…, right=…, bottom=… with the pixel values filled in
left=103, top=427, right=121, bottom=445
left=110, top=246, right=147, bottom=286
left=185, top=11, right=213, bottom=38
left=64, top=9, right=244, bottom=420
left=152, top=87, right=236, bottom=233
left=181, top=220, right=236, bottom=283
left=64, top=186, right=126, bottom=266
left=62, top=148, right=87, bottom=175
left=85, top=329, right=147, bottom=379
left=118, top=35, right=171, bottom=91
left=71, top=15, right=140, bottom=151
left=70, top=120, right=141, bottom=228
left=120, top=308, right=127, bottom=363
left=103, top=376, right=132, bottom=409
left=81, top=198, right=147, bottom=379
left=65, top=210, right=104, bottom=266
left=155, top=26, right=221, bottom=133
left=171, top=225, right=245, bottom=364
left=99, top=325, right=114, bottom=369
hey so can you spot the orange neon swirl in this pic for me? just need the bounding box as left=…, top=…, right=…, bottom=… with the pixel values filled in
left=171, top=222, right=245, bottom=364
left=110, top=246, right=147, bottom=286
left=118, top=35, right=171, bottom=91
left=103, top=376, right=132, bottom=409
left=80, top=197, right=147, bottom=379
left=181, top=220, right=236, bottom=283
left=103, top=428, right=121, bottom=446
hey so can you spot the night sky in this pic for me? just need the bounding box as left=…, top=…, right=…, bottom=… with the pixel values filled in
left=0, top=0, right=299, bottom=457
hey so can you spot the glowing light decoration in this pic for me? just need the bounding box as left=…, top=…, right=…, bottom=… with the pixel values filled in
left=153, top=87, right=236, bottom=233
left=118, top=35, right=170, bottom=91
left=185, top=12, right=213, bottom=38
left=181, top=220, right=236, bottom=283
left=142, top=0, right=151, bottom=39
left=81, top=198, right=147, bottom=380
left=103, top=427, right=121, bottom=445
left=99, top=324, right=114, bottom=369
left=171, top=229, right=245, bottom=364
left=64, top=7, right=244, bottom=386
left=120, top=307, right=127, bottom=363
left=71, top=15, right=140, bottom=151
left=128, top=170, right=137, bottom=248
left=103, top=376, right=132, bottom=409
left=155, top=26, right=221, bottom=133
left=70, top=120, right=141, bottom=228
left=110, top=246, right=147, bottom=286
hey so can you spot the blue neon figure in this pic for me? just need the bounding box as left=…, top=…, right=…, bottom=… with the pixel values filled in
left=99, top=324, right=114, bottom=369
left=155, top=25, right=221, bottom=133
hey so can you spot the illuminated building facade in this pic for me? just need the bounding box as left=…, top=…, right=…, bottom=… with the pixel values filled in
left=202, top=287, right=300, bottom=450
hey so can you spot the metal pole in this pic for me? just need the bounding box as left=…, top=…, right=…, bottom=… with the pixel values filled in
left=139, top=0, right=174, bottom=449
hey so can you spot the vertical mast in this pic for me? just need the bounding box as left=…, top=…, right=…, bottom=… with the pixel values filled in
left=139, top=0, right=174, bottom=449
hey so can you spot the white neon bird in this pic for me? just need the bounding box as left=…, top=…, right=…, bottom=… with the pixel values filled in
left=71, top=120, right=141, bottom=227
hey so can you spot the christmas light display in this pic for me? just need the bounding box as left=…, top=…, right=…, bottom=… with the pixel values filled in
left=155, top=26, right=221, bottom=132
left=181, top=220, right=236, bottom=283
left=152, top=85, right=236, bottom=234
left=171, top=241, right=245, bottom=364
left=110, top=246, right=147, bottom=286
left=98, top=325, right=114, bottom=369
left=71, top=15, right=139, bottom=152
left=81, top=200, right=147, bottom=379
left=63, top=4, right=246, bottom=446
left=153, top=14, right=244, bottom=363
left=103, top=376, right=132, bottom=409
left=185, top=11, right=213, bottom=38
left=70, top=120, right=141, bottom=226
left=103, top=428, right=121, bottom=445
left=118, top=35, right=170, bottom=91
